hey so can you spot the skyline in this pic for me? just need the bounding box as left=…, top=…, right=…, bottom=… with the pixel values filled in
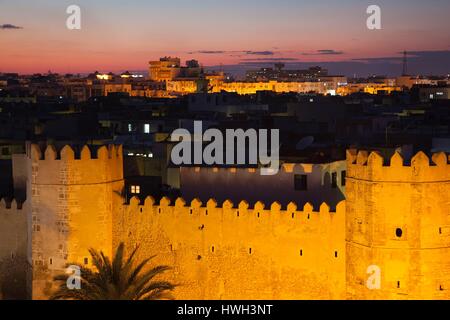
left=1, top=0, right=450, bottom=76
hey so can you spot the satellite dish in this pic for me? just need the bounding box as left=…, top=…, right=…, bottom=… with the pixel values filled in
left=296, top=136, right=314, bottom=150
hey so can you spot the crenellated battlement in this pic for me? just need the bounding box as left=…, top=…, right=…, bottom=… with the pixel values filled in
left=114, top=196, right=347, bottom=299
left=0, top=198, right=26, bottom=211
left=182, top=162, right=341, bottom=174
left=123, top=196, right=345, bottom=222
left=27, top=143, right=124, bottom=184
left=29, top=143, right=123, bottom=161
left=346, top=149, right=450, bottom=182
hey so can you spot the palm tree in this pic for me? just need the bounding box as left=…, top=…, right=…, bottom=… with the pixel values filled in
left=50, top=242, right=176, bottom=300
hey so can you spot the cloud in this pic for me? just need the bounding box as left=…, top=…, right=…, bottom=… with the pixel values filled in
left=244, top=51, right=274, bottom=56
left=317, top=49, right=344, bottom=55
left=351, top=50, right=449, bottom=64
left=0, top=24, right=23, bottom=30
left=188, top=50, right=275, bottom=56
left=239, top=57, right=300, bottom=63
left=352, top=56, right=403, bottom=63
left=302, top=49, right=344, bottom=56
left=188, top=50, right=225, bottom=54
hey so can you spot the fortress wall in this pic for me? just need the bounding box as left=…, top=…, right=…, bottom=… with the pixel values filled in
left=346, top=150, right=450, bottom=299
left=180, top=161, right=346, bottom=209
left=5, top=142, right=446, bottom=300
left=0, top=199, right=30, bottom=298
left=28, top=144, right=124, bottom=299
left=0, top=199, right=28, bottom=262
left=114, top=197, right=346, bottom=299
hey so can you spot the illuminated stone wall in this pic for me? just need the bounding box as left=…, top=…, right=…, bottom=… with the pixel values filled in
left=346, top=150, right=450, bottom=299
left=1, top=144, right=449, bottom=300
left=25, top=144, right=124, bottom=299
left=114, top=197, right=346, bottom=299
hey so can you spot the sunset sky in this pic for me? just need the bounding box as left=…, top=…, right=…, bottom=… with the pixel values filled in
left=1, top=0, right=449, bottom=75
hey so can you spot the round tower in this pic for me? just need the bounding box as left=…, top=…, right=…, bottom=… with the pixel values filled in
left=345, top=149, right=450, bottom=299
left=27, top=144, right=124, bottom=299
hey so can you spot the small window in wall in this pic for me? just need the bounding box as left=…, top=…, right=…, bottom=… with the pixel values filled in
left=397, top=281, right=401, bottom=288
left=334, top=251, right=338, bottom=258
left=128, top=123, right=133, bottom=132
left=294, top=174, right=307, bottom=191
left=49, top=258, right=53, bottom=265
left=300, top=249, right=303, bottom=256
left=396, top=228, right=403, bottom=238
left=331, top=172, right=337, bottom=188
left=84, top=257, right=89, bottom=265
left=341, top=171, right=346, bottom=186
left=144, top=123, right=150, bottom=134
left=130, top=185, right=140, bottom=194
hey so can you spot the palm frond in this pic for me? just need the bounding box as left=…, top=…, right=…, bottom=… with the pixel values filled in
left=50, top=242, right=176, bottom=300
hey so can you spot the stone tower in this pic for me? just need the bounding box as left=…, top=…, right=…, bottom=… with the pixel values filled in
left=345, top=150, right=450, bottom=299
left=23, top=143, right=124, bottom=299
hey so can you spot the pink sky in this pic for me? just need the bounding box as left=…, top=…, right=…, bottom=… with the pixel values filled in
left=1, top=0, right=449, bottom=74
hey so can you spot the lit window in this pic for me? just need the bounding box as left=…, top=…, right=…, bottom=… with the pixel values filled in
left=144, top=123, right=150, bottom=134
left=128, top=123, right=133, bottom=132
left=131, top=185, right=140, bottom=194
